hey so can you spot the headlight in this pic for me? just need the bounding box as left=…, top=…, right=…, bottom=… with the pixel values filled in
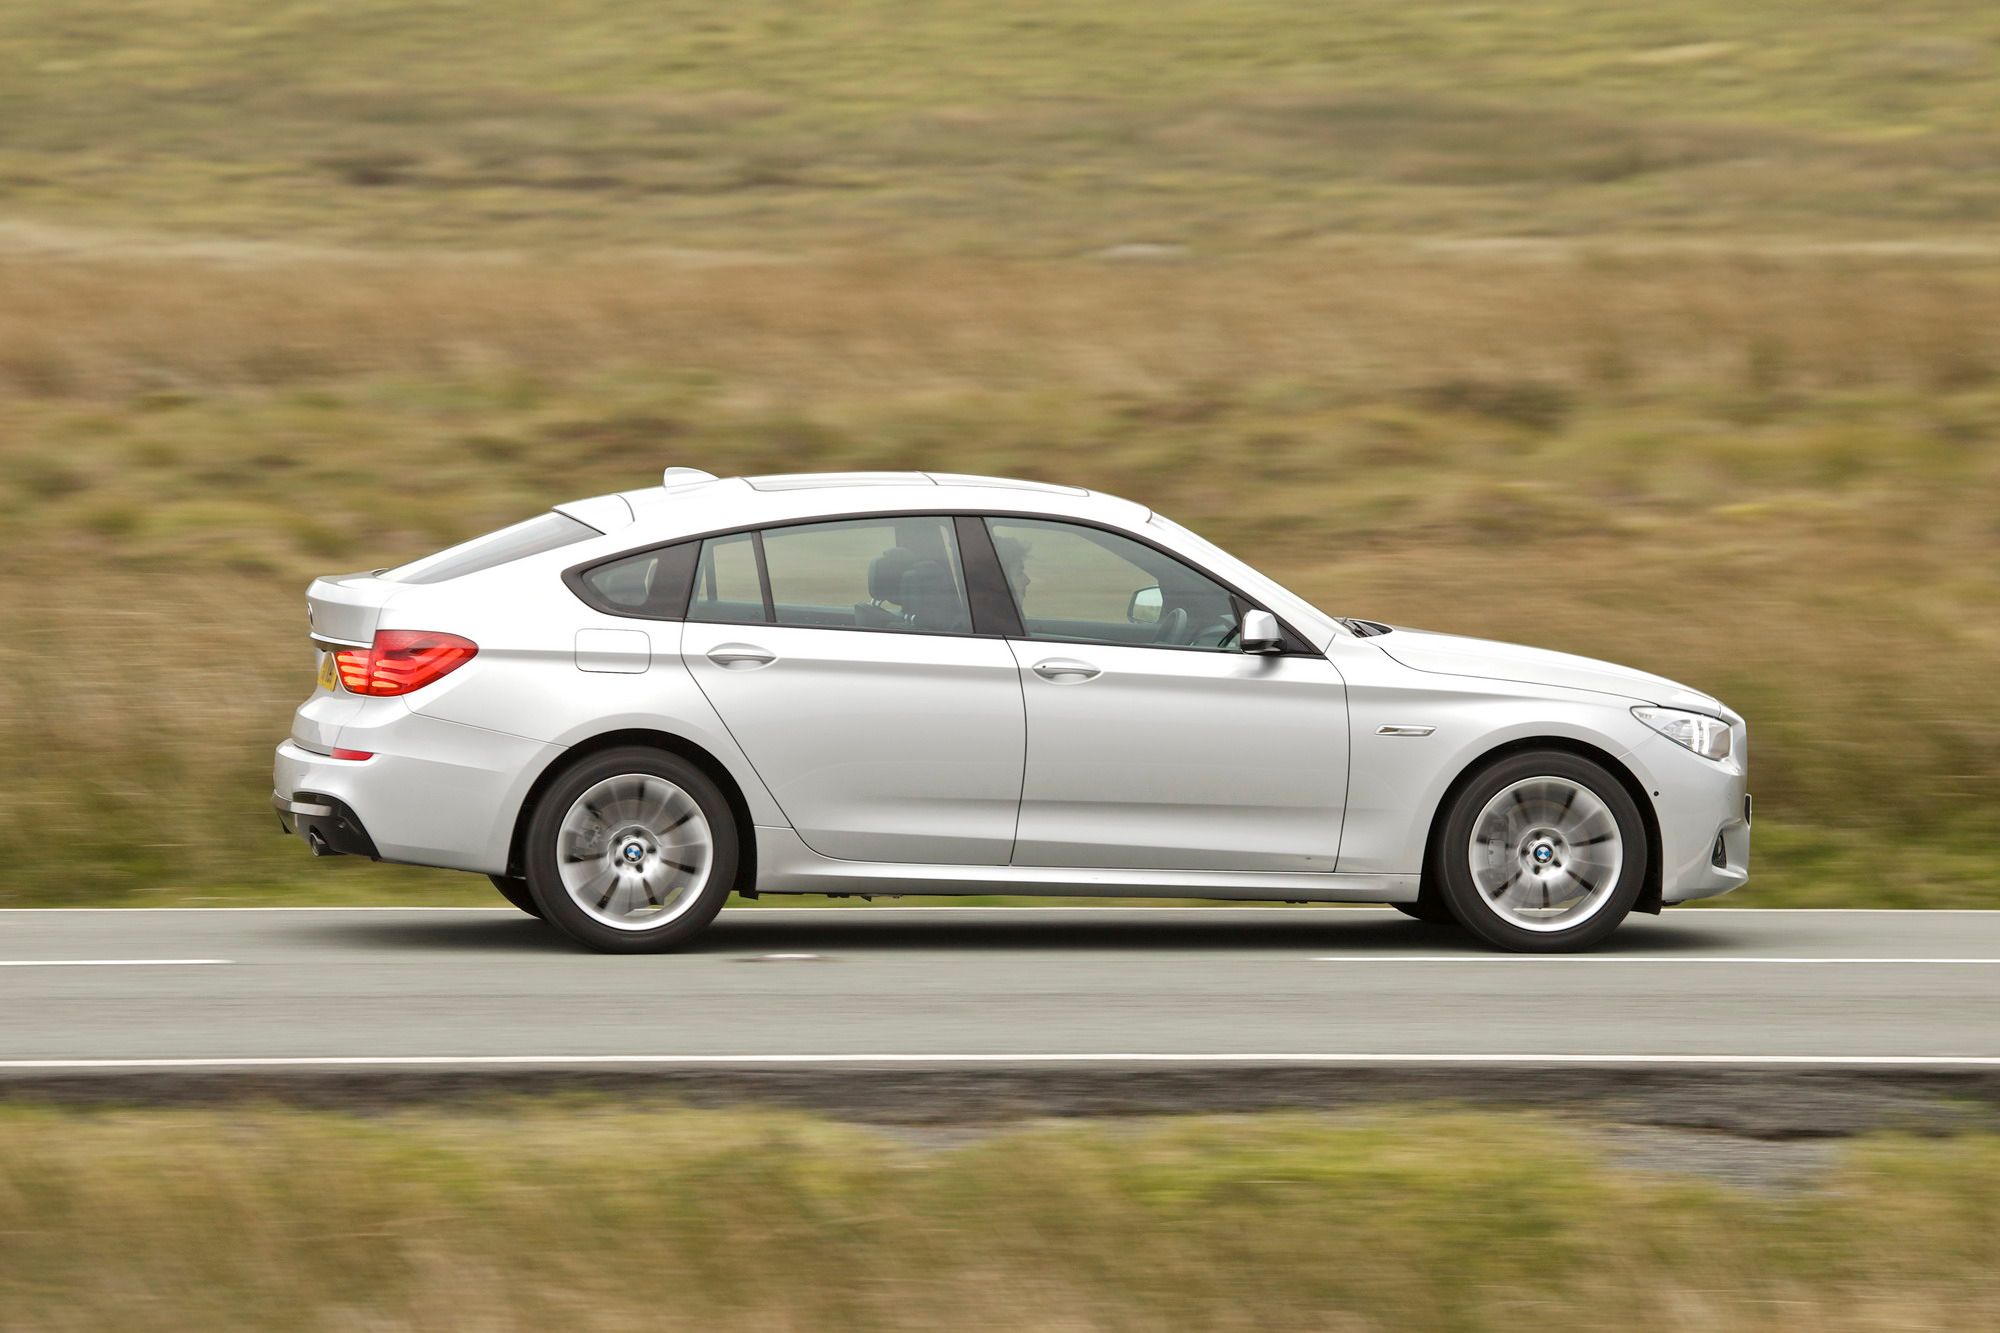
left=1633, top=707, right=1732, bottom=761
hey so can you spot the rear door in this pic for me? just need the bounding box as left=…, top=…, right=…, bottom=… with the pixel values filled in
left=986, top=516, right=1349, bottom=872
left=680, top=515, right=1026, bottom=865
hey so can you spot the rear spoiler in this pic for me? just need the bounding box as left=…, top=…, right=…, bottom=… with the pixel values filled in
left=306, top=571, right=401, bottom=647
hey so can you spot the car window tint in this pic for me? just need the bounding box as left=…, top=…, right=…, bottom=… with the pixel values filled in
left=760, top=516, right=971, bottom=635
left=578, top=542, right=698, bottom=618
left=581, top=551, right=658, bottom=610
left=984, top=517, right=1241, bottom=651
left=689, top=533, right=766, bottom=624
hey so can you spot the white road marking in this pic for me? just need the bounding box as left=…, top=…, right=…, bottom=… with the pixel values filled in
left=0, top=959, right=231, bottom=968
left=1310, top=955, right=2000, bottom=964
left=1, top=1053, right=1997, bottom=1070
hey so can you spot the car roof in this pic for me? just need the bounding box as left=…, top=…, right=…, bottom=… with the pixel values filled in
left=593, top=470, right=1153, bottom=541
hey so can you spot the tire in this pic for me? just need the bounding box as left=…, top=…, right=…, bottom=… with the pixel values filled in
left=1436, top=749, right=1647, bottom=953
left=1391, top=898, right=1458, bottom=926
left=523, top=746, right=739, bottom=953
left=487, top=873, right=542, bottom=918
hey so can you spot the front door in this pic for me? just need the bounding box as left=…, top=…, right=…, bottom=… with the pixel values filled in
left=680, top=516, right=1024, bottom=865
left=986, top=516, right=1349, bottom=872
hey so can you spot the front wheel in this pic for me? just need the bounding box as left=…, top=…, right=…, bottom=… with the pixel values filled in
left=1436, top=750, right=1647, bottom=953
left=523, top=747, right=738, bottom=953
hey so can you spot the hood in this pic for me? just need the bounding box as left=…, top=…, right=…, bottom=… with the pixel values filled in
left=1374, top=628, right=1724, bottom=713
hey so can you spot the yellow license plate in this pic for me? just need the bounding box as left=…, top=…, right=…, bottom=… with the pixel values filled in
left=317, top=654, right=339, bottom=692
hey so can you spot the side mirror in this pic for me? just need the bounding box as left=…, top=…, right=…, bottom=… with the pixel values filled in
left=1127, top=585, right=1163, bottom=625
left=1240, top=608, right=1283, bottom=654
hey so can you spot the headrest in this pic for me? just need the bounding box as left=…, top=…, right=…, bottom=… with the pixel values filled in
left=868, top=547, right=919, bottom=602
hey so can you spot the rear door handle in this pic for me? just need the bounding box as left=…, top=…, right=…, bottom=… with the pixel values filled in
left=707, top=643, right=777, bottom=670
left=1031, top=658, right=1101, bottom=683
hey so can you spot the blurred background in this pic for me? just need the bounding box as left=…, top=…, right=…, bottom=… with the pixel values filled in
left=5, top=7, right=2000, bottom=1330
left=1, top=0, right=1996, bottom=909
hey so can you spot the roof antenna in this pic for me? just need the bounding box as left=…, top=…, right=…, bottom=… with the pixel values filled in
left=661, top=467, right=719, bottom=487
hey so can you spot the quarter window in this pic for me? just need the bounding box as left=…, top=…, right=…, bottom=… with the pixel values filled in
left=578, top=541, right=699, bottom=619
left=984, top=517, right=1244, bottom=651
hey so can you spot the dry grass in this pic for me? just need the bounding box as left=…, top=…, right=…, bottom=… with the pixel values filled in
left=0, top=1102, right=1996, bottom=1331
left=6, top=1, right=2000, bottom=253
left=1, top=252, right=1998, bottom=906
left=3, top=253, right=1997, bottom=400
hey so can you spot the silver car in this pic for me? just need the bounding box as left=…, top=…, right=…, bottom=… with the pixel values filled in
left=275, top=468, right=1749, bottom=952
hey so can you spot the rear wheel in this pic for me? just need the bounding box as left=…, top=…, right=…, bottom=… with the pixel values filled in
left=524, top=747, right=738, bottom=953
left=1437, top=750, right=1647, bottom=953
left=487, top=873, right=541, bottom=918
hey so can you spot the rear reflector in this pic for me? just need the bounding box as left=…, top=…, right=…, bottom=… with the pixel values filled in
left=332, top=630, right=477, bottom=697
left=330, top=748, right=374, bottom=761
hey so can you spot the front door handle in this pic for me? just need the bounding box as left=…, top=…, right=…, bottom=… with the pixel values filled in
left=707, top=643, right=777, bottom=670
left=1031, top=658, right=1101, bottom=683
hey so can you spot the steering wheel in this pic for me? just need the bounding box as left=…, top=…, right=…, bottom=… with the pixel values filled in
left=1153, top=606, right=1189, bottom=645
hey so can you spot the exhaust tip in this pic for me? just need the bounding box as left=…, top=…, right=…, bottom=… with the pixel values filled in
left=306, top=827, right=332, bottom=857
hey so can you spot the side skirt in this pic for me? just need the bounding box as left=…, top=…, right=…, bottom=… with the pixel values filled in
left=750, top=827, right=1419, bottom=903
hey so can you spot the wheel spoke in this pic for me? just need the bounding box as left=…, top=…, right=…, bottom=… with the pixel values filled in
left=637, top=780, right=675, bottom=833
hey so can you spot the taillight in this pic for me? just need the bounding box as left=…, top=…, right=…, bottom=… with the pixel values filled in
left=332, top=630, right=477, bottom=696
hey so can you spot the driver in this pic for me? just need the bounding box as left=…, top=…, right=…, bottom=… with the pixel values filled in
left=992, top=535, right=1032, bottom=603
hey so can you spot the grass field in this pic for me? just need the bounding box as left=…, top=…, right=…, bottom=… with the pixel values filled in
left=0, top=1102, right=1994, bottom=1330
left=1, top=1, right=1997, bottom=907
left=6, top=1, right=2000, bottom=254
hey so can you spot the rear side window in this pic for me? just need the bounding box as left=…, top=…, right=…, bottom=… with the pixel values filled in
left=660, top=516, right=973, bottom=634
left=761, top=517, right=970, bottom=634
left=383, top=513, right=597, bottom=586
left=572, top=517, right=976, bottom=634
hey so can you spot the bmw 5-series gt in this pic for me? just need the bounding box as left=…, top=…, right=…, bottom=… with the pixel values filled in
left=275, top=468, right=1748, bottom=952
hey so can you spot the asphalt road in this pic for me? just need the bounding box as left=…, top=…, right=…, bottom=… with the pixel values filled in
left=2, top=907, right=1997, bottom=1070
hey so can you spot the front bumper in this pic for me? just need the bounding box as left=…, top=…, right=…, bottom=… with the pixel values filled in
left=1622, top=723, right=1751, bottom=905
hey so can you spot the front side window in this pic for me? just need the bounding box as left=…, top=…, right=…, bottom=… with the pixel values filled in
left=984, top=517, right=1243, bottom=651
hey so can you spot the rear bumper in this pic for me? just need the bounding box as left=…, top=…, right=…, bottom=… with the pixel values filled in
left=272, top=791, right=381, bottom=859
left=273, top=711, right=561, bottom=874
